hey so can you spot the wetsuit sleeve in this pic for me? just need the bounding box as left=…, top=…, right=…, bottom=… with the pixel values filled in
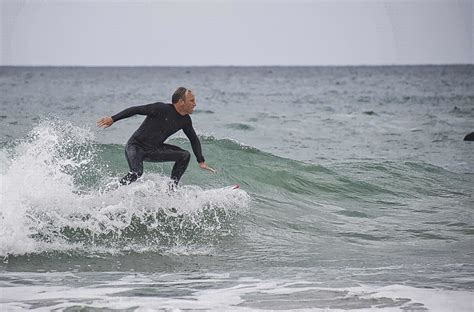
left=111, top=103, right=161, bottom=122
left=183, top=120, right=205, bottom=163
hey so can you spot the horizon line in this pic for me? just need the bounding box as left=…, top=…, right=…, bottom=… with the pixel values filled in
left=1, top=63, right=473, bottom=68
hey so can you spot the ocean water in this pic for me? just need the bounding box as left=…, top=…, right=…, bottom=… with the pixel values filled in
left=0, top=66, right=473, bottom=311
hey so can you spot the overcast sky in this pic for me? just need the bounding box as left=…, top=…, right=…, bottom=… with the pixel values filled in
left=0, top=0, right=472, bottom=66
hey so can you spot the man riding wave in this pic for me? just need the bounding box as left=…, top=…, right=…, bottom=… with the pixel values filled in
left=97, top=87, right=215, bottom=187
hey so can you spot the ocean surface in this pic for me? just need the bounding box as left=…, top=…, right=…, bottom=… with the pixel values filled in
left=0, top=66, right=473, bottom=311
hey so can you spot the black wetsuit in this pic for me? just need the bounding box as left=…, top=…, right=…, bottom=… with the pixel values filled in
left=111, top=102, right=204, bottom=185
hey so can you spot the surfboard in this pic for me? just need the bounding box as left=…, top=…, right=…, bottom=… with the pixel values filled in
left=222, top=184, right=240, bottom=190
left=199, top=184, right=240, bottom=195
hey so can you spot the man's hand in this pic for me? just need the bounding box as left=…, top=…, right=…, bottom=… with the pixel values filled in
left=97, top=116, right=114, bottom=128
left=199, top=162, right=216, bottom=173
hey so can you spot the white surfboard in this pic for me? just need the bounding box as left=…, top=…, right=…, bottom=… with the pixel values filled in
left=199, top=184, right=241, bottom=195
left=220, top=184, right=240, bottom=190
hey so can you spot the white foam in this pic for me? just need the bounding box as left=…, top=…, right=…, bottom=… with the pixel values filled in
left=353, top=284, right=474, bottom=312
left=1, top=119, right=91, bottom=256
left=1, top=273, right=472, bottom=311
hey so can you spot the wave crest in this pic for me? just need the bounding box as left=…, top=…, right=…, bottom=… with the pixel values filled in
left=0, top=119, right=250, bottom=257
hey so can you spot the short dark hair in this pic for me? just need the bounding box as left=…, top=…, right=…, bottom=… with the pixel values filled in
left=172, top=87, right=190, bottom=104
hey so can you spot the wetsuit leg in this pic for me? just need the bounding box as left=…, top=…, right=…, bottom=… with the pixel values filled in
left=120, top=143, right=145, bottom=185
left=144, top=144, right=191, bottom=185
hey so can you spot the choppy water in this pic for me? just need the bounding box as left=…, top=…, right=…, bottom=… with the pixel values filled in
left=0, top=66, right=473, bottom=311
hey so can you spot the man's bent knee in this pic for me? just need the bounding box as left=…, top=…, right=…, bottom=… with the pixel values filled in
left=182, top=150, right=191, bottom=162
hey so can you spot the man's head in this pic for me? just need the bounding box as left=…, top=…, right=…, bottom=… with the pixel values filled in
left=172, top=87, right=196, bottom=115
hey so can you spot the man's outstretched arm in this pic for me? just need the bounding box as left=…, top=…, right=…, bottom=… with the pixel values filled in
left=97, top=103, right=159, bottom=128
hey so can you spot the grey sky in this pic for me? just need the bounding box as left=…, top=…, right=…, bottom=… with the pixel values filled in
left=0, top=0, right=472, bottom=66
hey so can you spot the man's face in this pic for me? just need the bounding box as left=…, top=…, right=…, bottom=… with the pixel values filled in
left=182, top=91, right=196, bottom=114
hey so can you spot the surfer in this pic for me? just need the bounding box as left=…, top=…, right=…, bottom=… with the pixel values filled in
left=97, top=87, right=215, bottom=187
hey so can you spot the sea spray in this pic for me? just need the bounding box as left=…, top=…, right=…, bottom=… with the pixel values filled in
left=1, top=118, right=96, bottom=255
